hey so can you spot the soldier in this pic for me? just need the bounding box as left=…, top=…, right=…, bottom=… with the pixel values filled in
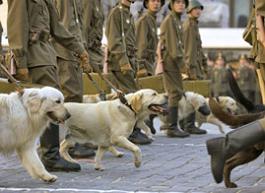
left=183, top=0, right=207, bottom=80
left=211, top=54, right=231, bottom=97
left=7, top=0, right=91, bottom=171
left=206, top=0, right=265, bottom=184
left=82, top=0, right=105, bottom=72
left=136, top=0, right=164, bottom=77
left=237, top=54, right=256, bottom=102
left=179, top=0, right=207, bottom=135
left=53, top=0, right=95, bottom=158
left=158, top=0, right=190, bottom=138
left=105, top=0, right=152, bottom=144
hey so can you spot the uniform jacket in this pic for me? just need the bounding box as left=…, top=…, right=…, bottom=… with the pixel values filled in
left=53, top=0, right=84, bottom=62
left=82, top=0, right=104, bottom=51
left=105, top=3, right=136, bottom=71
left=160, top=11, right=184, bottom=72
left=7, top=0, right=84, bottom=69
left=136, top=11, right=158, bottom=74
left=255, top=0, right=265, bottom=63
left=183, top=16, right=207, bottom=79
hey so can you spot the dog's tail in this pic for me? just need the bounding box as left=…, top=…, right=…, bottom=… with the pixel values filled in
left=227, top=68, right=256, bottom=112
left=209, top=97, right=265, bottom=128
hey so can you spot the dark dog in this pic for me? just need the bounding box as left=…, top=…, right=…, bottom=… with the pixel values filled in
left=227, top=68, right=265, bottom=113
left=209, top=98, right=265, bottom=188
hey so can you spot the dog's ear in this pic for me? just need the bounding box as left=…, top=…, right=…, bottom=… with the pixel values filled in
left=27, top=92, right=43, bottom=113
left=130, top=93, right=143, bottom=113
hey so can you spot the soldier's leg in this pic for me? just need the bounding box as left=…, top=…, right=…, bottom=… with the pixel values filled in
left=57, top=58, right=95, bottom=158
left=29, top=66, right=81, bottom=172
left=163, top=71, right=189, bottom=138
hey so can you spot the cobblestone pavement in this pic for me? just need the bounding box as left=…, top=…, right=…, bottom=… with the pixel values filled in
left=0, top=122, right=265, bottom=193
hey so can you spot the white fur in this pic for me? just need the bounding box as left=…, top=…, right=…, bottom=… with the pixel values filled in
left=61, top=89, right=167, bottom=170
left=196, top=96, right=238, bottom=133
left=0, top=86, right=68, bottom=182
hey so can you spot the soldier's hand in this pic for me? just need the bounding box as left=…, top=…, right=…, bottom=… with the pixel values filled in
left=137, top=68, right=148, bottom=78
left=120, top=63, right=133, bottom=73
left=79, top=50, right=93, bottom=73
left=14, top=68, right=30, bottom=82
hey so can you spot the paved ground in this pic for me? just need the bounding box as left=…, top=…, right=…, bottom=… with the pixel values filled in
left=1, top=121, right=265, bottom=193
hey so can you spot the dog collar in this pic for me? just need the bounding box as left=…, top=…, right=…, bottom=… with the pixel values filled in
left=121, top=100, right=136, bottom=115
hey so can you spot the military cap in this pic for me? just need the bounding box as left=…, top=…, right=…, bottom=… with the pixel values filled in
left=168, top=0, right=189, bottom=10
left=186, top=0, right=203, bottom=13
left=144, top=0, right=165, bottom=9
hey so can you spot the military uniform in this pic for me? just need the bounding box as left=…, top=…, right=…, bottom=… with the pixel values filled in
left=0, top=21, right=2, bottom=54
left=136, top=11, right=158, bottom=76
left=183, top=16, right=207, bottom=80
left=105, top=2, right=138, bottom=93
left=82, top=0, right=104, bottom=72
left=7, top=0, right=85, bottom=171
left=238, top=65, right=255, bottom=102
left=212, top=66, right=231, bottom=97
left=159, top=0, right=189, bottom=138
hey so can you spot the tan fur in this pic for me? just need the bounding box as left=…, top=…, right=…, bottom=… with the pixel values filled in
left=61, top=89, right=167, bottom=171
left=0, top=87, right=69, bottom=182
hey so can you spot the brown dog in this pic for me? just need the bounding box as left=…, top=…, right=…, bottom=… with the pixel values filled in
left=209, top=98, right=265, bottom=188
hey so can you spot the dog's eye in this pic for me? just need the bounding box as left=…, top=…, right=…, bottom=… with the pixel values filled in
left=152, top=93, right=157, bottom=96
left=55, top=100, right=61, bottom=104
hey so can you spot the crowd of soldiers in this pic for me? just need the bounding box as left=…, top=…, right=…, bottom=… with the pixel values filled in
left=0, top=0, right=264, bottom=182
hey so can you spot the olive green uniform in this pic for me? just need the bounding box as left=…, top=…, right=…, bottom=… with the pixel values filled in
left=53, top=0, right=84, bottom=102
left=7, top=0, right=84, bottom=170
left=0, top=22, right=2, bottom=53
left=82, top=0, right=104, bottom=72
left=160, top=11, right=184, bottom=107
left=183, top=16, right=207, bottom=80
left=212, top=67, right=231, bottom=97
left=238, top=65, right=255, bottom=101
left=136, top=11, right=158, bottom=76
left=255, top=0, right=265, bottom=85
left=105, top=3, right=138, bottom=93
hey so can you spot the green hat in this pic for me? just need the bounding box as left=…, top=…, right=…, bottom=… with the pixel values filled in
left=186, top=0, right=203, bottom=13
left=144, top=0, right=165, bottom=9
left=168, top=0, right=189, bottom=10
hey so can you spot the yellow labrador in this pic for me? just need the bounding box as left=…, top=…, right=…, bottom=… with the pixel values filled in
left=60, top=89, right=167, bottom=170
left=0, top=87, right=70, bottom=182
left=196, top=96, right=238, bottom=133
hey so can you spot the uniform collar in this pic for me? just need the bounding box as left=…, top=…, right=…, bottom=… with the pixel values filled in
left=119, top=2, right=130, bottom=10
left=171, top=11, right=182, bottom=20
left=147, top=10, right=157, bottom=19
left=188, top=15, right=199, bottom=23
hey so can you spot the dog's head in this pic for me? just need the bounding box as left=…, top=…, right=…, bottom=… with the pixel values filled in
left=126, top=89, right=168, bottom=116
left=184, top=92, right=210, bottom=116
left=217, top=96, right=238, bottom=115
left=20, top=86, right=71, bottom=123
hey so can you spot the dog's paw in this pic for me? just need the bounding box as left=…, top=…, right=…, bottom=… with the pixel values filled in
left=95, top=166, right=105, bottom=171
left=43, top=174, right=58, bottom=183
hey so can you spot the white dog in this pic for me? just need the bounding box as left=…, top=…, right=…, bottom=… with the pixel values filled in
left=0, top=87, right=70, bottom=182
left=159, top=91, right=210, bottom=128
left=196, top=96, right=238, bottom=133
left=60, top=89, right=167, bottom=171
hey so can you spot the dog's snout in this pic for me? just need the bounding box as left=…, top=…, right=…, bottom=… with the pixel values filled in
left=198, top=105, right=211, bottom=116
left=64, top=111, right=71, bottom=120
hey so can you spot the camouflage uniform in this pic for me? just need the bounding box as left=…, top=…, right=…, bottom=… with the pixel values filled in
left=7, top=0, right=85, bottom=171
left=105, top=2, right=138, bottom=93
left=82, top=0, right=104, bottom=72
left=136, top=11, right=158, bottom=76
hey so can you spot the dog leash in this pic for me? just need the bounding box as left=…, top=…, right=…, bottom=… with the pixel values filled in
left=85, top=72, right=106, bottom=101
left=0, top=63, right=23, bottom=91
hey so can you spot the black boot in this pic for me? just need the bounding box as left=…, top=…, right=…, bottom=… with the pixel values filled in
left=68, top=143, right=95, bottom=159
left=206, top=119, right=265, bottom=184
left=166, top=107, right=190, bottom=138
left=128, top=127, right=153, bottom=145
left=179, top=112, right=207, bottom=134
left=40, top=123, right=81, bottom=172
left=145, top=114, right=157, bottom=134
